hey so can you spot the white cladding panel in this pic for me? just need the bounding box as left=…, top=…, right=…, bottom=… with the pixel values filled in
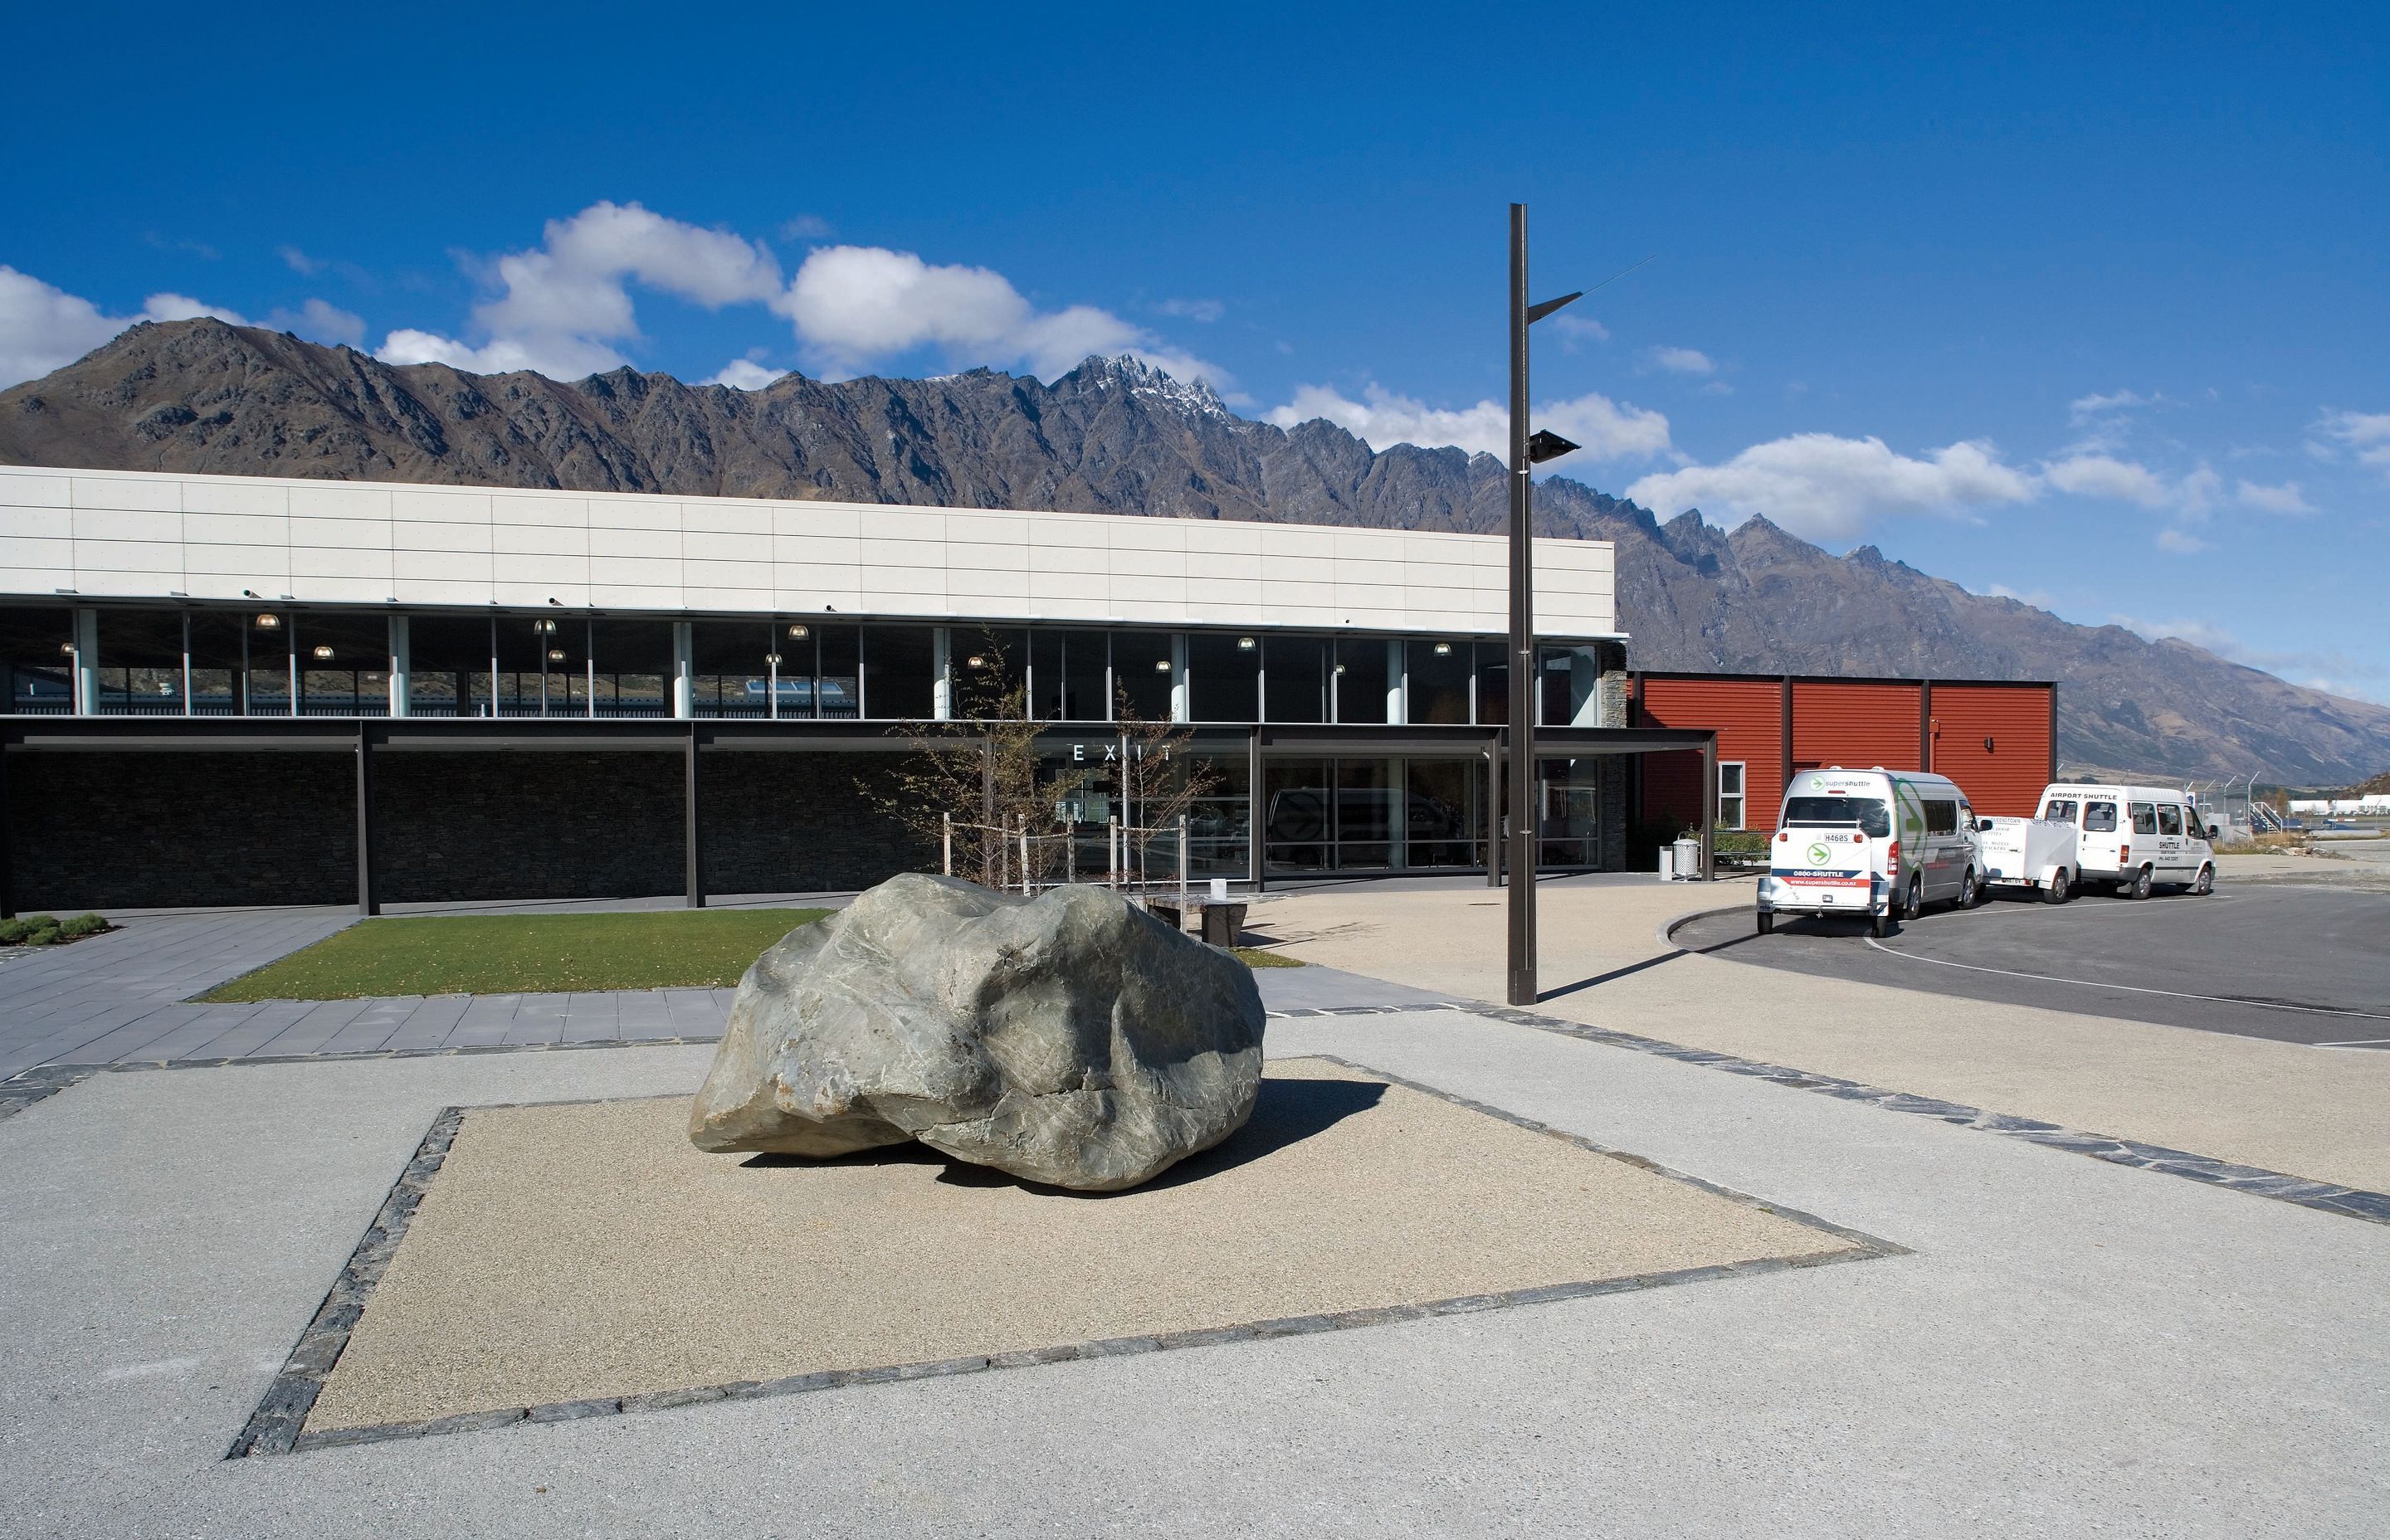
left=0, top=465, right=1618, bottom=636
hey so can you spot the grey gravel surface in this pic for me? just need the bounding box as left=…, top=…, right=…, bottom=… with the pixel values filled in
left=2, top=1011, right=2383, bottom=1537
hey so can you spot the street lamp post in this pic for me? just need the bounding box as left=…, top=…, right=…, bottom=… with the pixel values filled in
left=1505, top=202, right=1583, bottom=1007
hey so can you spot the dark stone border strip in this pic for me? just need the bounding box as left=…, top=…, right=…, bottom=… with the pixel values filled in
left=227, top=1107, right=464, bottom=1458
left=0, top=1036, right=722, bottom=1123
left=234, top=1062, right=1904, bottom=1457
left=1275, top=999, right=2390, bottom=1226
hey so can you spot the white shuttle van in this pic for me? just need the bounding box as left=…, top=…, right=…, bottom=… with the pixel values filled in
left=1757, top=768, right=1984, bottom=938
left=2032, top=783, right=2217, bottom=899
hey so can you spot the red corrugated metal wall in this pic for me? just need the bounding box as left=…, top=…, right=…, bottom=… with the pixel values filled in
left=1636, top=677, right=1783, bottom=831
left=1927, top=685, right=2052, bottom=816
left=1632, top=675, right=2056, bottom=831
left=1792, top=681, right=1922, bottom=776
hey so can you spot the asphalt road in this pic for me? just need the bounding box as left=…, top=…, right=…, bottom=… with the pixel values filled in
left=1671, top=883, right=2390, bottom=1046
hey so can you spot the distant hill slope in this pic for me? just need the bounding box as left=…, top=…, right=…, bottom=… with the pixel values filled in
left=6, top=318, right=2387, bottom=782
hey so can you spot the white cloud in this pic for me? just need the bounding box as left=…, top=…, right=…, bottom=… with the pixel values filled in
left=773, top=244, right=1230, bottom=389
left=703, top=358, right=786, bottom=390
left=265, top=298, right=366, bottom=348
left=1625, top=434, right=2034, bottom=540
left=2111, top=613, right=2241, bottom=654
left=1984, top=582, right=2056, bottom=608
left=378, top=201, right=786, bottom=379
left=2155, top=529, right=2210, bottom=554
left=2313, top=409, right=2390, bottom=474
left=2234, top=478, right=2315, bottom=515
left=1264, top=383, right=1671, bottom=463
left=1647, top=345, right=1714, bottom=376
left=1156, top=297, right=1223, bottom=323
left=278, top=246, right=322, bottom=276
left=2068, top=388, right=2150, bottom=422
left=0, top=265, right=257, bottom=388
left=2041, top=453, right=2171, bottom=508
left=1548, top=313, right=1608, bottom=348
left=778, top=214, right=834, bottom=241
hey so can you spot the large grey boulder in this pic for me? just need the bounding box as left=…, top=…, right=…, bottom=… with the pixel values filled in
left=689, top=874, right=1266, bottom=1191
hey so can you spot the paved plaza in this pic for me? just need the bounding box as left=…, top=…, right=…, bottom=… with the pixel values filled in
left=0, top=868, right=2384, bottom=1536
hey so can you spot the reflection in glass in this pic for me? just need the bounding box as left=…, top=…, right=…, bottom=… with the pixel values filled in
left=1406, top=639, right=1471, bottom=725
left=1265, top=636, right=1325, bottom=723
left=96, top=609, right=185, bottom=714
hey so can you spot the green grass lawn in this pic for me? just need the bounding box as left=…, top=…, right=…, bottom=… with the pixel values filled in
left=199, top=909, right=832, bottom=1002
left=1231, top=946, right=1305, bottom=968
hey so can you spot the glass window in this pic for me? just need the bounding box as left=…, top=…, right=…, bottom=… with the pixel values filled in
left=1539, top=758, right=1604, bottom=865
left=1189, top=631, right=1259, bottom=723
left=188, top=610, right=246, bottom=714
left=593, top=620, right=671, bottom=718
left=1059, top=630, right=1108, bottom=721
left=1783, top=796, right=1892, bottom=838
left=1406, top=638, right=1471, bottom=725
left=1335, top=758, right=1396, bottom=868
left=2157, top=804, right=2183, bottom=836
left=295, top=612, right=392, bottom=717
left=1334, top=638, right=1389, bottom=724
left=1030, top=631, right=1066, bottom=719
left=1539, top=644, right=1607, bottom=727
left=2083, top=801, right=2119, bottom=833
left=1110, top=630, right=1173, bottom=722
left=497, top=615, right=578, bottom=718
left=1404, top=758, right=1480, bottom=866
left=2040, top=798, right=2079, bottom=824
left=1924, top=799, right=1958, bottom=835
left=408, top=614, right=494, bottom=718
left=690, top=621, right=773, bottom=719
left=954, top=626, right=1027, bottom=719
left=1474, top=641, right=1509, bottom=726
left=2130, top=802, right=2158, bottom=836
left=246, top=609, right=293, bottom=714
left=1263, top=758, right=1331, bottom=872
left=0, top=607, right=75, bottom=714
left=1718, top=762, right=1746, bottom=831
left=96, top=609, right=185, bottom=714
left=864, top=625, right=936, bottom=721
left=815, top=625, right=861, bottom=720
left=1264, top=635, right=1325, bottom=724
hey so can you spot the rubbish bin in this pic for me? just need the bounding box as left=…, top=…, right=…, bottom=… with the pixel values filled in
left=1201, top=903, right=1246, bottom=947
left=1672, top=836, right=1704, bottom=880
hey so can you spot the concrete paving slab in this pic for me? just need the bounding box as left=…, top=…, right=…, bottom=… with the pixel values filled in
left=0, top=1014, right=2382, bottom=1536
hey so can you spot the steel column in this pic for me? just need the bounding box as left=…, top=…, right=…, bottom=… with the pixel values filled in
left=684, top=723, right=705, bottom=907
left=1779, top=674, right=1794, bottom=821
left=1700, top=734, right=1718, bottom=880
left=354, top=724, right=378, bottom=915
left=1248, top=726, right=1265, bottom=893
left=1505, top=202, right=1538, bottom=1004
left=1919, top=679, right=1934, bottom=771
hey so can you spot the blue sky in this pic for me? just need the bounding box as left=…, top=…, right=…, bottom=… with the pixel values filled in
left=4, top=2, right=2384, bottom=701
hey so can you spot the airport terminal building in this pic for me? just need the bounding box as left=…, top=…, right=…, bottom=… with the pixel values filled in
left=0, top=465, right=2053, bottom=914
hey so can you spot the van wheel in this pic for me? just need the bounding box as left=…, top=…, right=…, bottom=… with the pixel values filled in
left=1870, top=913, right=1887, bottom=938
left=2192, top=864, right=2214, bottom=896
left=1757, top=912, right=1773, bottom=935
left=1903, top=875, right=1924, bottom=922
left=2128, top=866, right=2153, bottom=900
left=2043, top=869, right=2071, bottom=904
left=1958, top=868, right=1983, bottom=909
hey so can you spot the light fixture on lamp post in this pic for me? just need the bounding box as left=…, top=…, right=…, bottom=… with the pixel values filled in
left=1505, top=202, right=1584, bottom=1008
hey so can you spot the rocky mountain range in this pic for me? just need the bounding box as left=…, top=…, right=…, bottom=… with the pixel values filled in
left=5, top=318, right=2384, bottom=784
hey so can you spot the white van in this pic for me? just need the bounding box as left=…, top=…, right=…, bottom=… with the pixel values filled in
left=2031, top=783, right=2217, bottom=899
left=1757, top=768, right=1985, bottom=938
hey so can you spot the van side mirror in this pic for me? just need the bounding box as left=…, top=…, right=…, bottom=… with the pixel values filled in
left=1976, top=817, right=1994, bottom=832
left=2206, top=824, right=2219, bottom=841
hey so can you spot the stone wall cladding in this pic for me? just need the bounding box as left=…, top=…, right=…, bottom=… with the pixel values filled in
left=701, top=752, right=938, bottom=894
left=9, top=751, right=354, bottom=909
left=372, top=753, right=684, bottom=904
left=1600, top=753, right=1629, bottom=871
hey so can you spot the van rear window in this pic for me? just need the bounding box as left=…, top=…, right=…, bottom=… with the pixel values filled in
left=2083, top=802, right=2118, bottom=832
left=1783, top=796, right=1891, bottom=836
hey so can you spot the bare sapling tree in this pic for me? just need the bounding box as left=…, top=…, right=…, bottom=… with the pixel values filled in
left=857, top=635, right=1060, bottom=889
left=1114, top=690, right=1223, bottom=890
